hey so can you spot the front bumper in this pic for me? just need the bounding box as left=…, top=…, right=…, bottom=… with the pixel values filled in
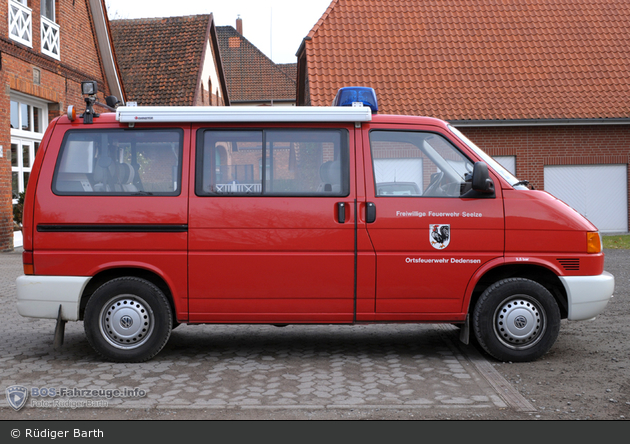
left=559, top=271, right=615, bottom=321
left=16, top=275, right=91, bottom=321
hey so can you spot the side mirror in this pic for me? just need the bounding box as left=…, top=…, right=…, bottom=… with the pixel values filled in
left=472, top=162, right=494, bottom=192
left=462, top=162, right=495, bottom=198
left=105, top=96, right=121, bottom=109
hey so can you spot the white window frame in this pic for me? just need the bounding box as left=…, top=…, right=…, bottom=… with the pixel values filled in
left=41, top=0, right=55, bottom=21
left=11, top=138, right=35, bottom=201
left=8, top=0, right=33, bottom=47
left=41, top=17, right=60, bottom=59
left=40, top=0, right=60, bottom=59
left=10, top=92, right=49, bottom=204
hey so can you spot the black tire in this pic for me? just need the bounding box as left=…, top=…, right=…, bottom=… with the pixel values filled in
left=84, top=277, right=172, bottom=362
left=472, top=278, right=561, bottom=362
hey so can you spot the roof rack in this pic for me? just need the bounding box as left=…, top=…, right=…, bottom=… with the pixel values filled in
left=115, top=106, right=373, bottom=124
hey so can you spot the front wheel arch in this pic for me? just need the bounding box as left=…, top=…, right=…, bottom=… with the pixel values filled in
left=467, top=264, right=568, bottom=319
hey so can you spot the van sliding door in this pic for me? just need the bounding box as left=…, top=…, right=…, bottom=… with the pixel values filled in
left=188, top=126, right=357, bottom=323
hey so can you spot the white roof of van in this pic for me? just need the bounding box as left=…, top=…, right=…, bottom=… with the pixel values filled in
left=115, top=105, right=373, bottom=123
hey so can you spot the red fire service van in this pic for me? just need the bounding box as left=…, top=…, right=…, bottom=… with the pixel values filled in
left=16, top=84, right=614, bottom=363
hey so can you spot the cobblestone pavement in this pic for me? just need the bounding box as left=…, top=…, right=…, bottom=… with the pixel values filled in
left=0, top=248, right=532, bottom=418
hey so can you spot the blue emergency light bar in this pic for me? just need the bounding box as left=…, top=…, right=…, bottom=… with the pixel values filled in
left=333, top=87, right=379, bottom=113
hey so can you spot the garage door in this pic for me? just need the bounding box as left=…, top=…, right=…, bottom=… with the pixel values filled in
left=494, top=156, right=516, bottom=175
left=374, top=158, right=423, bottom=191
left=544, top=165, right=628, bottom=233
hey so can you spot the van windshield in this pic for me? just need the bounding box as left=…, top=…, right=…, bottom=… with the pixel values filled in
left=448, top=125, right=528, bottom=190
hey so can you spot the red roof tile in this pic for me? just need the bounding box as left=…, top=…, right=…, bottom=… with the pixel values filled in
left=300, top=0, right=630, bottom=121
left=277, top=63, right=298, bottom=79
left=110, top=15, right=212, bottom=106
left=217, top=26, right=296, bottom=104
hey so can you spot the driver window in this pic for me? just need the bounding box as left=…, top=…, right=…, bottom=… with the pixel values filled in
left=369, top=130, right=473, bottom=197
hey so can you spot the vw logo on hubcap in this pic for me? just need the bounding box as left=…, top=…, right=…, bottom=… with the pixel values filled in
left=513, top=315, right=528, bottom=329
left=120, top=315, right=134, bottom=329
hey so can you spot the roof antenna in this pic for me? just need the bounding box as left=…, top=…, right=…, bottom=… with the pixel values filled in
left=270, top=7, right=274, bottom=106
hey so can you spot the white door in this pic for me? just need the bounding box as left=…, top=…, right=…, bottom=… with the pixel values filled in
left=544, top=165, right=628, bottom=233
left=10, top=93, right=48, bottom=202
left=10, top=139, right=35, bottom=201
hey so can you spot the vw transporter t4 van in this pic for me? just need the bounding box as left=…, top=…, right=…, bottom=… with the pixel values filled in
left=16, top=84, right=614, bottom=362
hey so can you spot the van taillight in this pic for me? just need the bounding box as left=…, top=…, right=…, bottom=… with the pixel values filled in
left=22, top=250, right=34, bottom=275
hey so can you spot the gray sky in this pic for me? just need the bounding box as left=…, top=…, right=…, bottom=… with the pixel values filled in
left=104, top=0, right=333, bottom=64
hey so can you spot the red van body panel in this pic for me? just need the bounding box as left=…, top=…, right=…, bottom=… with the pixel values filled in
left=21, top=116, right=59, bottom=253
left=503, top=189, right=604, bottom=276
left=28, top=116, right=190, bottom=319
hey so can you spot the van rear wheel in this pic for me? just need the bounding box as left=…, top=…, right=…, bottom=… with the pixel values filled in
left=472, top=278, right=560, bottom=362
left=84, top=277, right=172, bottom=362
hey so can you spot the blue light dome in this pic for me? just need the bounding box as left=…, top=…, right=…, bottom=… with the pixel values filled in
left=332, top=87, right=379, bottom=113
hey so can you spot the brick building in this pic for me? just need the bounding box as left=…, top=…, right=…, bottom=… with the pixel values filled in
left=297, top=0, right=630, bottom=232
left=1, top=0, right=125, bottom=250
left=110, top=14, right=228, bottom=106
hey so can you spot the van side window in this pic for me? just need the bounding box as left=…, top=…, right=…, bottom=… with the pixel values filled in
left=53, top=129, right=183, bottom=195
left=197, top=129, right=349, bottom=196
left=370, top=131, right=473, bottom=197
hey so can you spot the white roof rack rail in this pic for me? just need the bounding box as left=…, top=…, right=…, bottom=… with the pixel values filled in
left=116, top=106, right=373, bottom=123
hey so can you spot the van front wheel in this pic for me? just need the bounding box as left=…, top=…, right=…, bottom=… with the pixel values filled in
left=84, top=277, right=172, bottom=362
left=472, top=278, right=560, bottom=362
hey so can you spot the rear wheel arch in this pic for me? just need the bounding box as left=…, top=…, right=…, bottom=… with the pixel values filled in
left=79, top=267, right=177, bottom=324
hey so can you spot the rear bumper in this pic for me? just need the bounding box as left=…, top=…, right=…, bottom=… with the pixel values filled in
left=16, top=275, right=91, bottom=321
left=559, top=271, right=615, bottom=321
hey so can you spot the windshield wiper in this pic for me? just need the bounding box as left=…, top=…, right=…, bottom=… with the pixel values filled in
left=131, top=191, right=154, bottom=196
left=513, top=180, right=534, bottom=189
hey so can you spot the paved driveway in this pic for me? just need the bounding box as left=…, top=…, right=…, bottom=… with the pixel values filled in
left=0, top=248, right=533, bottom=418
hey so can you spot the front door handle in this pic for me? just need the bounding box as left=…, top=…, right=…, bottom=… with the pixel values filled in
left=337, top=202, right=346, bottom=224
left=366, top=202, right=376, bottom=223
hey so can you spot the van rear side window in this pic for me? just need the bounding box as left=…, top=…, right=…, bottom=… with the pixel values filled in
left=53, top=129, right=183, bottom=195
left=196, top=129, right=349, bottom=196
